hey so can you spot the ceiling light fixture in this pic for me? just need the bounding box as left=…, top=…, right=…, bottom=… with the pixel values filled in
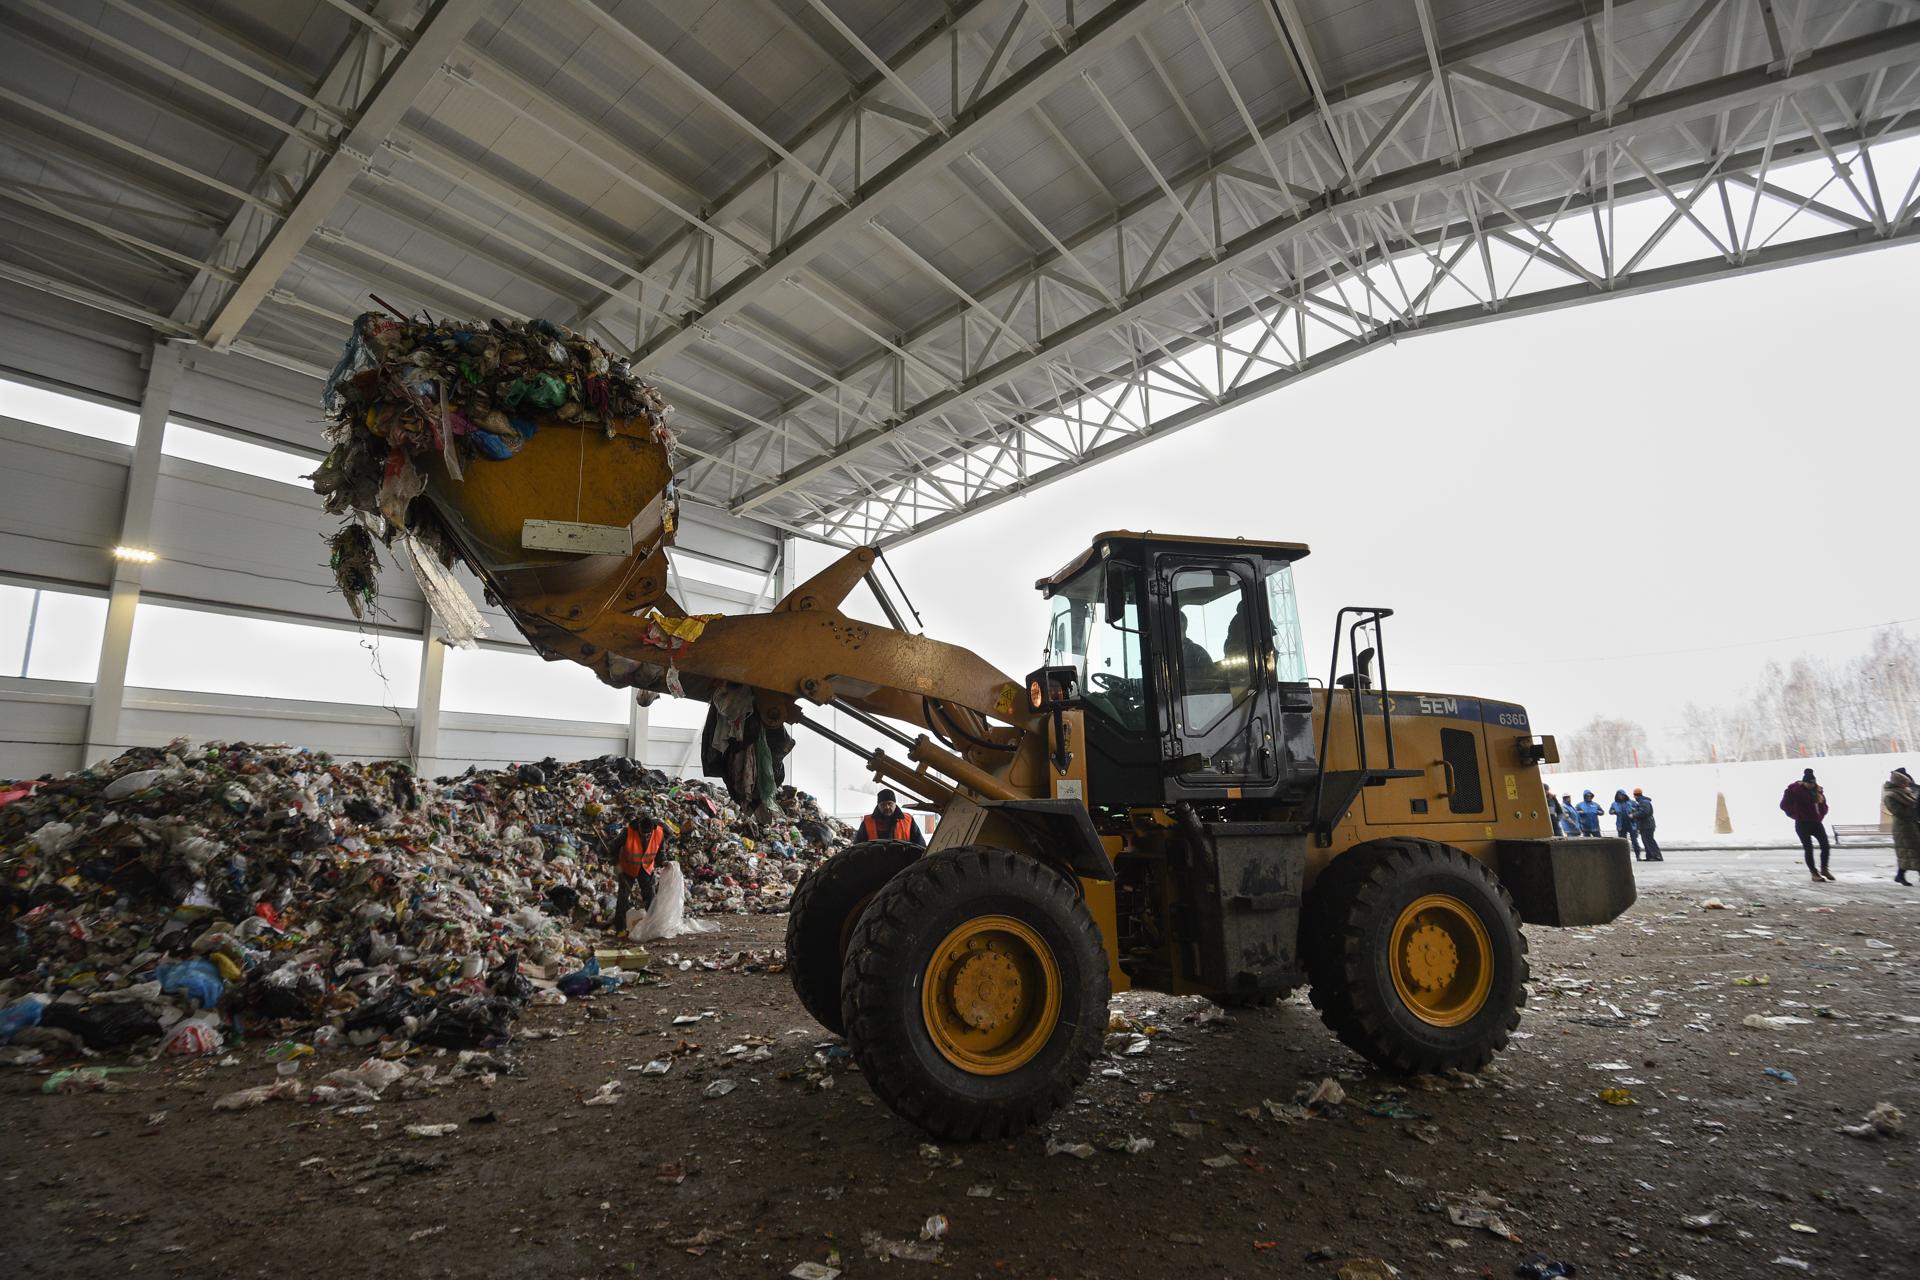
left=110, top=545, right=158, bottom=563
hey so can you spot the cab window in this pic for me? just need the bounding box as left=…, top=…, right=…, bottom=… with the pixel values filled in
left=1171, top=567, right=1255, bottom=732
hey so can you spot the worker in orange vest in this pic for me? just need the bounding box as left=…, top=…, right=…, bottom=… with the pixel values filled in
left=855, top=788, right=925, bottom=847
left=606, top=808, right=670, bottom=933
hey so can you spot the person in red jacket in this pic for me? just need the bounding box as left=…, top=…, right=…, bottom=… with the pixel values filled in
left=855, top=788, right=925, bottom=847
left=1779, top=768, right=1833, bottom=882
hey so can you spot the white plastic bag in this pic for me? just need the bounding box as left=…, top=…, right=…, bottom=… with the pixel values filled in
left=160, top=1015, right=225, bottom=1056
left=629, top=863, right=711, bottom=942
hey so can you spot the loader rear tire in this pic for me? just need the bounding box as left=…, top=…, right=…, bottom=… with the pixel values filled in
left=785, top=840, right=920, bottom=1036
left=1305, top=839, right=1527, bottom=1074
left=840, top=846, right=1108, bottom=1141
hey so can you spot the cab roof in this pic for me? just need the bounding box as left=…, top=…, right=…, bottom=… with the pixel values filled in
left=1036, top=531, right=1312, bottom=592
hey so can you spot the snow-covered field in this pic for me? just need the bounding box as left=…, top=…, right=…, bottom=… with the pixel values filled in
left=1547, top=751, right=1912, bottom=841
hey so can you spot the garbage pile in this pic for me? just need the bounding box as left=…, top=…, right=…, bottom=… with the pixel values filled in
left=0, top=740, right=846, bottom=1062
left=310, top=311, right=673, bottom=629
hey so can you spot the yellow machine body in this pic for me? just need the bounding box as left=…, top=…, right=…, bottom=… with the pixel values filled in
left=418, top=450, right=1623, bottom=1011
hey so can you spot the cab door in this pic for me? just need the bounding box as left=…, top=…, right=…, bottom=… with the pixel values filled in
left=1157, top=557, right=1277, bottom=798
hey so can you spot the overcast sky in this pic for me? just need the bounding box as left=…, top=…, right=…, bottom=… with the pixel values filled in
left=807, top=238, right=1920, bottom=760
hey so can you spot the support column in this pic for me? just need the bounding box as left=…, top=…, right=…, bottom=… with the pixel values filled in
left=84, top=340, right=183, bottom=764
left=777, top=536, right=799, bottom=601
left=413, top=617, right=446, bottom=776
left=627, top=695, right=650, bottom=764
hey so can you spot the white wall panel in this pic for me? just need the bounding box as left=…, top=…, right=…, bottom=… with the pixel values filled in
left=0, top=291, right=149, bottom=409
left=0, top=418, right=126, bottom=591
left=0, top=674, right=708, bottom=783
left=117, top=687, right=414, bottom=763
left=0, top=678, right=89, bottom=779
left=146, top=456, right=428, bottom=632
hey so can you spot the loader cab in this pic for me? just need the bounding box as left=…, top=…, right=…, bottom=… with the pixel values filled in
left=1036, top=533, right=1317, bottom=810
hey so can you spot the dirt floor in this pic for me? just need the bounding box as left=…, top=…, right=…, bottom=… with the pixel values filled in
left=4, top=852, right=1916, bottom=1280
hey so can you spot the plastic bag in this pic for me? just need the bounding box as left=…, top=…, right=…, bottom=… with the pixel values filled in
left=0, top=994, right=49, bottom=1042
left=320, top=1057, right=408, bottom=1095
left=250, top=963, right=325, bottom=1019
left=416, top=995, right=517, bottom=1048
left=40, top=1001, right=162, bottom=1050
left=161, top=1015, right=225, bottom=1056
left=630, top=863, right=712, bottom=942
left=343, top=989, right=429, bottom=1037
left=155, top=958, right=224, bottom=1009
left=103, top=767, right=178, bottom=800
left=213, top=1079, right=302, bottom=1111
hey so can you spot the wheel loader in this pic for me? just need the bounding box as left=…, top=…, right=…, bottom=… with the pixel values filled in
left=342, top=374, right=1635, bottom=1142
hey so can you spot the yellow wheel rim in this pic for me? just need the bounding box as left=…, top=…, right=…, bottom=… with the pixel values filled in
left=1388, top=894, right=1494, bottom=1027
left=920, top=914, right=1061, bottom=1075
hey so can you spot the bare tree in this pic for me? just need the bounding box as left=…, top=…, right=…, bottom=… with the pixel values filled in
left=1564, top=716, right=1651, bottom=771
left=1676, top=701, right=1723, bottom=764
left=1592, top=627, right=1920, bottom=763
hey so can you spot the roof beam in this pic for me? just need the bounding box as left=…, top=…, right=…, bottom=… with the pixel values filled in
left=732, top=19, right=1920, bottom=513
left=559, top=0, right=846, bottom=202
left=564, top=2, right=1005, bottom=333
left=699, top=0, right=1660, bottom=482
left=629, top=0, right=1174, bottom=365
left=198, top=0, right=488, bottom=349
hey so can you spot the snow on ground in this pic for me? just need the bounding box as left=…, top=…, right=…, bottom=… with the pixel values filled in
left=1548, top=751, right=1914, bottom=841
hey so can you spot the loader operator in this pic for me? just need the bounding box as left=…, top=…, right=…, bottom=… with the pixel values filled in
left=855, top=788, right=926, bottom=847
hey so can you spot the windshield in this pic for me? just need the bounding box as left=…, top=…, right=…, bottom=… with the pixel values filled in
left=1045, top=559, right=1147, bottom=731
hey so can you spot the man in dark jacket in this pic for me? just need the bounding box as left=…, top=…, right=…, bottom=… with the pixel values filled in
left=1609, top=789, right=1642, bottom=857
left=1779, top=768, right=1833, bottom=882
left=855, top=788, right=926, bottom=847
left=1630, top=788, right=1662, bottom=861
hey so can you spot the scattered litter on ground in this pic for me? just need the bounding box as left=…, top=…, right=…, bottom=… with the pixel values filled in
left=1446, top=1189, right=1522, bottom=1242
left=1762, top=1067, right=1798, bottom=1084
left=1045, top=1136, right=1095, bottom=1159
left=1597, top=1087, right=1636, bottom=1106
left=1513, top=1254, right=1576, bottom=1278
left=1304, top=1077, right=1346, bottom=1108
left=1742, top=1014, right=1814, bottom=1030
left=1838, top=1101, right=1904, bottom=1139
left=403, top=1123, right=457, bottom=1139
left=1337, top=1258, right=1400, bottom=1280
left=862, top=1229, right=942, bottom=1263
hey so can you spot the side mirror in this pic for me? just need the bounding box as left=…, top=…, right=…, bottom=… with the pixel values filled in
left=1103, top=560, right=1130, bottom=627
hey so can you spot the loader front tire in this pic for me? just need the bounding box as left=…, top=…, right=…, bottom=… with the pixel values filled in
left=840, top=846, right=1108, bottom=1141
left=1305, top=839, right=1527, bottom=1074
left=786, top=840, right=921, bottom=1036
